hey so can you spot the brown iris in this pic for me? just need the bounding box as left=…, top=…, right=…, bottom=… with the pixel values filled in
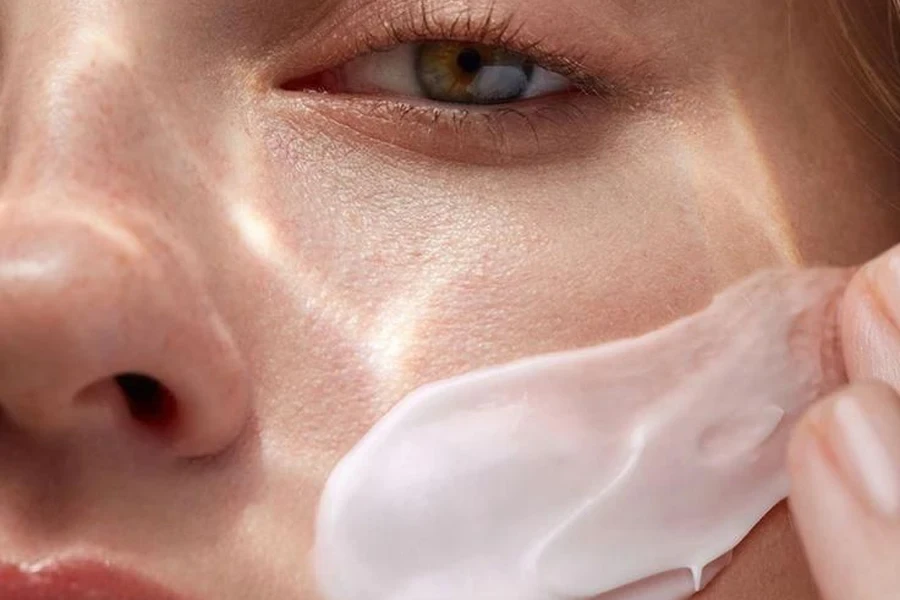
left=416, top=42, right=535, bottom=104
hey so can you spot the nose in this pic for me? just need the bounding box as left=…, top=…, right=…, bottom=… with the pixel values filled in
left=0, top=204, right=251, bottom=458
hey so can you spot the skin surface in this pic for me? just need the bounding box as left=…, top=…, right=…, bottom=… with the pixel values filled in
left=315, top=269, right=850, bottom=600
left=0, top=1, right=896, bottom=599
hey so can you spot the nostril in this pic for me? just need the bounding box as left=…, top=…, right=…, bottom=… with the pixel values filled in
left=115, top=374, right=177, bottom=428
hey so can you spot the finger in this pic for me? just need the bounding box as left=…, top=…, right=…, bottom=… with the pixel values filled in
left=788, top=381, right=900, bottom=600
left=842, top=250, right=900, bottom=387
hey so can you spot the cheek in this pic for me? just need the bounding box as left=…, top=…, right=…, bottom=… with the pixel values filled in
left=396, top=130, right=815, bottom=389
left=699, top=504, right=817, bottom=600
left=248, top=115, right=818, bottom=424
left=246, top=96, right=893, bottom=472
left=393, top=224, right=718, bottom=388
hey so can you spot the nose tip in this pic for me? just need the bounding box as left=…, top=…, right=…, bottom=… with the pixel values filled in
left=0, top=206, right=251, bottom=457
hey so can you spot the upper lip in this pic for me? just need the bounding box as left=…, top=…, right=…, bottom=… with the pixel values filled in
left=0, top=560, right=189, bottom=600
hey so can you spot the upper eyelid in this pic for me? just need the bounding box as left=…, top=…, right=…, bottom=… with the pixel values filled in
left=357, top=11, right=615, bottom=96
left=266, top=0, right=651, bottom=102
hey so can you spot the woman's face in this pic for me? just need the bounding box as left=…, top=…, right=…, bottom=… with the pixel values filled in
left=0, top=0, right=897, bottom=598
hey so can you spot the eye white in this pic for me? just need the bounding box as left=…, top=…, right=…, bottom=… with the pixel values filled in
left=339, top=43, right=571, bottom=102
left=522, top=67, right=571, bottom=99
left=342, top=45, right=422, bottom=96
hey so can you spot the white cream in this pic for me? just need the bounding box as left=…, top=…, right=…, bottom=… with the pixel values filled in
left=315, top=268, right=850, bottom=600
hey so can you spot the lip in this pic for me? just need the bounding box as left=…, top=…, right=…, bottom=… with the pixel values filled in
left=0, top=561, right=188, bottom=600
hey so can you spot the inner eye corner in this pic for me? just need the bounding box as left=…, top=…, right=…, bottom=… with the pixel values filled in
left=279, top=72, right=329, bottom=93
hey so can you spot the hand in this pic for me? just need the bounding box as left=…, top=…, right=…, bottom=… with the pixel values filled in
left=788, top=251, right=900, bottom=599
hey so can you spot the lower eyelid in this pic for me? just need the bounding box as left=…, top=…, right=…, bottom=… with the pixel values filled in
left=274, top=90, right=608, bottom=166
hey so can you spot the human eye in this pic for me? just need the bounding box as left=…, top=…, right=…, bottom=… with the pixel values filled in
left=315, top=41, right=572, bottom=106
left=275, top=7, right=629, bottom=164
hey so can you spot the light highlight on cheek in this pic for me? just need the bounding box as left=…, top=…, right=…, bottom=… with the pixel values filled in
left=231, top=204, right=278, bottom=261
left=719, top=84, right=802, bottom=265
left=675, top=82, right=803, bottom=277
left=364, top=293, right=432, bottom=411
left=72, top=27, right=135, bottom=70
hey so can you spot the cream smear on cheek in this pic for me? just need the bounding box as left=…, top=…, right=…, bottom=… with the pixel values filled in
left=314, top=268, right=851, bottom=600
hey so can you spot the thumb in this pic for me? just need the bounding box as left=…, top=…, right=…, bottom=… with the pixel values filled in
left=788, top=382, right=900, bottom=600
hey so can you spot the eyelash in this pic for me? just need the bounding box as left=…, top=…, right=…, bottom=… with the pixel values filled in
left=276, top=3, right=621, bottom=163
left=350, top=5, right=616, bottom=98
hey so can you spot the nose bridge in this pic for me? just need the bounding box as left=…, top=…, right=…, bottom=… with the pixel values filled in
left=0, top=10, right=184, bottom=198
left=0, top=9, right=252, bottom=458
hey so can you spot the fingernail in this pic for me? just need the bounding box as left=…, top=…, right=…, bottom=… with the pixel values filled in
left=827, top=391, right=900, bottom=518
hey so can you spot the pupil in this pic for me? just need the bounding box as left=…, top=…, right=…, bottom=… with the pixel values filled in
left=456, top=48, right=483, bottom=74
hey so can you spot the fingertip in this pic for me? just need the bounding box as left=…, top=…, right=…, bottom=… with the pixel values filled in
left=788, top=396, right=830, bottom=477
left=789, top=382, right=900, bottom=599
left=790, top=382, right=900, bottom=498
left=842, top=261, right=900, bottom=388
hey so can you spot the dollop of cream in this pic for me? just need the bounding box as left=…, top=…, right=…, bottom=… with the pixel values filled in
left=315, top=268, right=851, bottom=600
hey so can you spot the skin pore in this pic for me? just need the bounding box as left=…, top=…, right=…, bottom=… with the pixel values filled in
left=0, top=0, right=897, bottom=599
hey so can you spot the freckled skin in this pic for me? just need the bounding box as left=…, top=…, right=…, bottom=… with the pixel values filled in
left=0, top=1, right=895, bottom=599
